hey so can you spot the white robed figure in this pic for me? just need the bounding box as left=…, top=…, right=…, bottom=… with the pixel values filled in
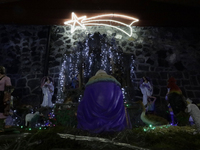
left=139, top=76, right=153, bottom=106
left=186, top=103, right=200, bottom=133
left=41, top=76, right=54, bottom=107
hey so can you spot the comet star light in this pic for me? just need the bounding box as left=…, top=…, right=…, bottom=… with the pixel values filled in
left=64, top=12, right=86, bottom=33
left=64, top=12, right=139, bottom=37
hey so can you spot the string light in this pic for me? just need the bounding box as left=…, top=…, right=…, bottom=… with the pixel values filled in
left=64, top=12, right=139, bottom=37
left=57, top=33, right=136, bottom=104
left=143, top=124, right=172, bottom=132
left=64, top=12, right=86, bottom=33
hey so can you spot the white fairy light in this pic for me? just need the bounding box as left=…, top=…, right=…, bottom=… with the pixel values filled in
left=64, top=12, right=139, bottom=37
left=64, top=12, right=86, bottom=33
left=56, top=32, right=136, bottom=104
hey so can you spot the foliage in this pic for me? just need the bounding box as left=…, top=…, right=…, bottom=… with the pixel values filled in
left=175, top=111, right=190, bottom=126
left=1, top=125, right=200, bottom=150
left=54, top=107, right=77, bottom=127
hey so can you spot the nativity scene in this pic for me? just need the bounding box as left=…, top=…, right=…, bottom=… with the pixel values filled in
left=1, top=32, right=200, bottom=150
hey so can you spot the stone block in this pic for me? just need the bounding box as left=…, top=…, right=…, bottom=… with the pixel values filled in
left=153, top=86, right=160, bottom=95
left=152, top=79, right=158, bottom=86
left=126, top=47, right=132, bottom=52
left=138, top=64, right=149, bottom=71
left=66, top=45, right=71, bottom=49
left=135, top=50, right=142, bottom=56
left=150, top=67, right=155, bottom=71
left=115, top=34, right=122, bottom=39
left=1, top=37, right=9, bottom=43
left=21, top=94, right=41, bottom=106
left=174, top=61, right=185, bottom=71
left=176, top=80, right=181, bottom=86
left=170, top=72, right=183, bottom=79
left=186, top=91, right=194, bottom=98
left=160, top=87, right=168, bottom=96
left=158, top=79, right=167, bottom=86
left=135, top=89, right=143, bottom=97
left=182, top=80, right=190, bottom=86
left=55, top=53, right=63, bottom=59
left=7, top=65, right=19, bottom=74
left=156, top=50, right=167, bottom=58
left=135, top=43, right=142, bottom=49
left=22, top=31, right=32, bottom=36
left=155, top=67, right=165, bottom=72
left=128, top=42, right=134, bottom=46
left=160, top=72, right=168, bottom=80
left=21, top=66, right=31, bottom=74
left=195, top=91, right=200, bottom=98
left=190, top=76, right=198, bottom=86
left=145, top=52, right=151, bottom=57
left=27, top=75, right=36, bottom=79
left=136, top=58, right=145, bottom=63
left=185, top=86, right=192, bottom=90
left=27, top=79, right=40, bottom=90
left=180, top=88, right=186, bottom=97
left=49, top=61, right=60, bottom=67
left=55, top=27, right=65, bottom=33
left=117, top=46, right=123, bottom=52
left=36, top=74, right=43, bottom=79
left=38, top=30, right=48, bottom=38
left=32, top=56, right=40, bottom=61
left=158, top=58, right=169, bottom=67
left=49, top=68, right=55, bottom=73
left=121, top=41, right=127, bottom=47
left=55, top=40, right=64, bottom=46
left=12, top=87, right=30, bottom=98
left=196, top=75, right=200, bottom=84
left=106, top=30, right=112, bottom=35
left=65, top=26, right=70, bottom=31
left=22, top=48, right=30, bottom=53
left=146, top=58, right=154, bottom=65
left=32, top=63, right=43, bottom=72
left=135, top=72, right=145, bottom=79
left=146, top=72, right=160, bottom=79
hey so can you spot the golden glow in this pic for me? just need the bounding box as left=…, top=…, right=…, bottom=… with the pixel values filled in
left=64, top=12, right=139, bottom=37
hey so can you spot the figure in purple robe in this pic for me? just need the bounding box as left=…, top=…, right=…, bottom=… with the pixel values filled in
left=77, top=70, right=131, bottom=133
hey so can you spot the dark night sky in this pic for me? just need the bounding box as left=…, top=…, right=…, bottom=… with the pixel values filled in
left=0, top=0, right=200, bottom=26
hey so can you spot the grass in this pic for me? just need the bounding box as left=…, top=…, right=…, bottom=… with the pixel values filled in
left=0, top=125, right=200, bottom=150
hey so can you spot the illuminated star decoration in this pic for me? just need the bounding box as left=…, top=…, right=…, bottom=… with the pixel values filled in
left=64, top=12, right=139, bottom=37
left=64, top=12, right=86, bottom=33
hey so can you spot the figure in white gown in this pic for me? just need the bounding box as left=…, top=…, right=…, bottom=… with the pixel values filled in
left=41, top=77, right=54, bottom=107
left=140, top=76, right=153, bottom=106
left=186, top=103, right=200, bottom=133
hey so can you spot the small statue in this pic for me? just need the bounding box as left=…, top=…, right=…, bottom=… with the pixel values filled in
left=25, top=111, right=40, bottom=127
left=41, top=76, right=54, bottom=107
left=186, top=103, right=200, bottom=133
left=139, top=76, right=153, bottom=107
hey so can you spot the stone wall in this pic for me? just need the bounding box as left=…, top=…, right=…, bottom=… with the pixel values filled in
left=0, top=25, right=49, bottom=106
left=1, top=24, right=200, bottom=108
left=49, top=26, right=200, bottom=104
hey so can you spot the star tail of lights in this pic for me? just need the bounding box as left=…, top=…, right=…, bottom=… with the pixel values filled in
left=64, top=13, right=139, bottom=37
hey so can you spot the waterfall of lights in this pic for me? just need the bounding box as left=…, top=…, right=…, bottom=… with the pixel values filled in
left=100, top=44, right=110, bottom=73
left=130, top=55, right=136, bottom=83
left=57, top=33, right=136, bottom=103
left=56, top=57, right=66, bottom=103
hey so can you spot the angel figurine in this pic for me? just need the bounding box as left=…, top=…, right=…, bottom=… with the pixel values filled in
left=139, top=76, right=153, bottom=107
left=41, top=76, right=54, bottom=107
